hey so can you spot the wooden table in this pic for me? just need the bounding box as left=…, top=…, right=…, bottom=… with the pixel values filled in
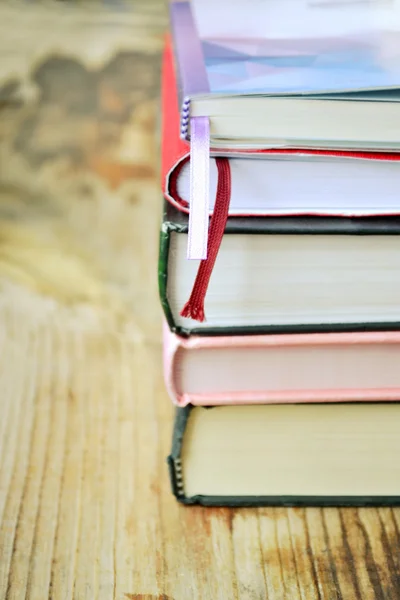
left=0, top=2, right=399, bottom=599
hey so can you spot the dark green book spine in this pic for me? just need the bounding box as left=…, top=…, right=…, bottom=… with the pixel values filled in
left=167, top=405, right=193, bottom=503
left=158, top=211, right=188, bottom=335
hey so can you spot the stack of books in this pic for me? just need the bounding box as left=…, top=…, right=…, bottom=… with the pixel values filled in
left=159, top=0, right=400, bottom=506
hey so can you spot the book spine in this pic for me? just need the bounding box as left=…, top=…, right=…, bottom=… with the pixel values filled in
left=158, top=225, right=172, bottom=326
left=167, top=406, right=194, bottom=503
left=162, top=322, right=189, bottom=407
left=158, top=218, right=192, bottom=337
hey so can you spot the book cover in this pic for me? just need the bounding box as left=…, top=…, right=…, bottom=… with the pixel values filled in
left=170, top=0, right=400, bottom=99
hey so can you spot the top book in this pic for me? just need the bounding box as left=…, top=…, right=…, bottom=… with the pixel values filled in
left=170, top=0, right=400, bottom=150
left=171, top=0, right=400, bottom=97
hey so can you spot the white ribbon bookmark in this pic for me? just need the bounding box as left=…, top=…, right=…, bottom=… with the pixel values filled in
left=187, top=116, right=210, bottom=260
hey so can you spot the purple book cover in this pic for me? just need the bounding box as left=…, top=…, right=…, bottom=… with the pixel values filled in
left=170, top=0, right=400, bottom=98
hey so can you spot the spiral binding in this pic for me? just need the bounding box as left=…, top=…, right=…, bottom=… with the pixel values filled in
left=180, top=97, right=190, bottom=139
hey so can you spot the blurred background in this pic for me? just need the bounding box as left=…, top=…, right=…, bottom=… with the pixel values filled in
left=0, top=0, right=166, bottom=331
left=0, top=2, right=185, bottom=598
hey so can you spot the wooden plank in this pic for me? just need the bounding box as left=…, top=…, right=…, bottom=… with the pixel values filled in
left=0, top=2, right=399, bottom=599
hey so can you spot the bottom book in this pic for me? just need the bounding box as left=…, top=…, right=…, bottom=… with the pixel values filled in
left=168, top=403, right=400, bottom=507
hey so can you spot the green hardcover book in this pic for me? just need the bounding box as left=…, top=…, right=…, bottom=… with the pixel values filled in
left=167, top=403, right=400, bottom=507
left=159, top=199, right=400, bottom=337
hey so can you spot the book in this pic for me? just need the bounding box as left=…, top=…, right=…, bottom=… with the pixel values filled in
left=162, top=36, right=400, bottom=218
left=163, top=323, right=400, bottom=407
left=159, top=200, right=400, bottom=335
left=170, top=0, right=400, bottom=151
left=172, top=153, right=400, bottom=217
left=168, top=403, right=400, bottom=506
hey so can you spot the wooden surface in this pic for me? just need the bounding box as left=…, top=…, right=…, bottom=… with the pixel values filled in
left=0, top=2, right=399, bottom=599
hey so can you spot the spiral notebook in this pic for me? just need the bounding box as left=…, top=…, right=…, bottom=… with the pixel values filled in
left=170, top=0, right=400, bottom=150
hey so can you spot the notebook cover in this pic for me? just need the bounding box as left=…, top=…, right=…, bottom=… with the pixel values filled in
left=163, top=322, right=400, bottom=407
left=167, top=405, right=400, bottom=507
left=161, top=36, right=400, bottom=217
left=159, top=198, right=400, bottom=337
left=169, top=0, right=400, bottom=100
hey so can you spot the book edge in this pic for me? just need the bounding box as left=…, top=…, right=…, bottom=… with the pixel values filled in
left=169, top=1, right=209, bottom=98
left=173, top=494, right=400, bottom=507
left=167, top=405, right=193, bottom=501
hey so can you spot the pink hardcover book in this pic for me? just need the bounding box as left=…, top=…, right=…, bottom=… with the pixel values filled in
left=163, top=321, right=400, bottom=406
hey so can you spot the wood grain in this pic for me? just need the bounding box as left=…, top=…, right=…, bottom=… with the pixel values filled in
left=0, top=2, right=399, bottom=599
